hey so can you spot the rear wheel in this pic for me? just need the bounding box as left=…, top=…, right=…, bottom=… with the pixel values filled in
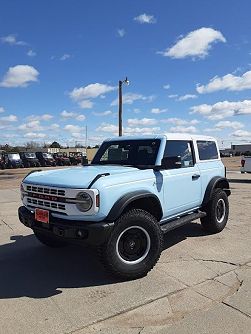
left=34, top=230, right=68, bottom=248
left=99, top=209, right=163, bottom=280
left=201, top=189, right=229, bottom=233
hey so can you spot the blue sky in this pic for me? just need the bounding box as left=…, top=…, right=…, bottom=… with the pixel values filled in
left=0, top=0, right=251, bottom=147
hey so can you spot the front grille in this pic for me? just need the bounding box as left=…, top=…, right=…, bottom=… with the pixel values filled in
left=26, top=185, right=65, bottom=197
left=27, top=198, right=66, bottom=211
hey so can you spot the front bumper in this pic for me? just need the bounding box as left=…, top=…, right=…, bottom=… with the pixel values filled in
left=18, top=206, right=114, bottom=245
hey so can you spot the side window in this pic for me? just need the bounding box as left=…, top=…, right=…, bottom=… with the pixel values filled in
left=164, top=140, right=194, bottom=168
left=197, top=141, right=218, bottom=160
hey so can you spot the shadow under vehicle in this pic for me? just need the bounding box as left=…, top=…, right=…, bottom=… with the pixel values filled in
left=53, top=152, right=71, bottom=166
left=3, top=152, right=24, bottom=168
left=36, top=152, right=56, bottom=167
left=20, top=152, right=41, bottom=168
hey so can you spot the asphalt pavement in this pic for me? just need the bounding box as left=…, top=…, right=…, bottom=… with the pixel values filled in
left=0, top=172, right=250, bottom=333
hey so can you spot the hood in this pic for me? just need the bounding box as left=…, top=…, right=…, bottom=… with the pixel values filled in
left=23, top=165, right=138, bottom=188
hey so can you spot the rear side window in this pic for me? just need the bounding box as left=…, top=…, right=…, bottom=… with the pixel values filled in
left=164, top=140, right=194, bottom=168
left=197, top=141, right=218, bottom=160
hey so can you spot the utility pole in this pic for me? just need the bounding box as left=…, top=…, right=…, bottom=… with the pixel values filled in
left=118, top=77, right=129, bottom=136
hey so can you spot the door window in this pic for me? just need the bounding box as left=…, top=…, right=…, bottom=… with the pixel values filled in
left=164, top=140, right=194, bottom=168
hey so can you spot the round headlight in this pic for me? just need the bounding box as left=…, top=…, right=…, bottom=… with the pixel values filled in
left=76, top=192, right=93, bottom=212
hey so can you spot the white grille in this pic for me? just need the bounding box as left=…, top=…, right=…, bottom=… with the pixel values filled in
left=26, top=185, right=65, bottom=197
left=27, top=198, right=66, bottom=211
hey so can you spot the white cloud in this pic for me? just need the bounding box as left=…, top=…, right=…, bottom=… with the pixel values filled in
left=61, top=110, right=75, bottom=119
left=60, top=110, right=86, bottom=121
left=178, top=94, right=197, bottom=101
left=215, top=121, right=244, bottom=130
left=96, top=123, right=118, bottom=133
left=127, top=118, right=157, bottom=126
left=19, top=120, right=43, bottom=131
left=196, top=70, right=251, bottom=93
left=190, top=100, right=251, bottom=120
left=78, top=100, right=93, bottom=109
left=168, top=94, right=178, bottom=98
left=70, top=83, right=116, bottom=101
left=111, top=93, right=154, bottom=106
left=151, top=108, right=168, bottom=114
left=163, top=84, right=170, bottom=90
left=27, top=50, right=36, bottom=57
left=0, top=107, right=5, bottom=113
left=1, top=34, right=27, bottom=46
left=92, top=110, right=112, bottom=116
left=161, top=27, right=226, bottom=59
left=96, top=122, right=160, bottom=136
left=75, top=114, right=86, bottom=121
left=231, top=130, right=251, bottom=138
left=164, top=118, right=199, bottom=126
left=0, top=114, right=18, bottom=123
left=124, top=127, right=160, bottom=135
left=64, top=124, right=83, bottom=133
left=169, top=125, right=197, bottom=133
left=24, top=132, right=46, bottom=139
left=0, top=65, right=39, bottom=88
left=70, top=83, right=116, bottom=109
left=60, top=54, right=71, bottom=61
left=49, top=123, right=60, bottom=130
left=26, top=114, right=53, bottom=121
left=134, top=14, right=156, bottom=24
left=117, top=29, right=126, bottom=37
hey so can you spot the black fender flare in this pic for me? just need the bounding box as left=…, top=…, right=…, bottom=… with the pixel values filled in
left=202, top=176, right=231, bottom=206
left=106, top=190, right=163, bottom=222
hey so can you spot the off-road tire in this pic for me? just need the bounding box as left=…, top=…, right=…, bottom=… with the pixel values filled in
left=34, top=230, right=68, bottom=248
left=201, top=189, right=229, bottom=233
left=99, top=209, right=163, bottom=280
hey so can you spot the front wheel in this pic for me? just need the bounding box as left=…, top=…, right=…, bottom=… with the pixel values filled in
left=201, top=189, right=229, bottom=233
left=99, top=209, right=163, bottom=280
left=34, top=230, right=68, bottom=248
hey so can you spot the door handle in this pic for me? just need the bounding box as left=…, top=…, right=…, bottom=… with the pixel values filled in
left=192, top=174, right=200, bottom=180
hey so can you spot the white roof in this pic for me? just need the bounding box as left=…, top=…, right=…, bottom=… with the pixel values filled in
left=105, top=133, right=216, bottom=142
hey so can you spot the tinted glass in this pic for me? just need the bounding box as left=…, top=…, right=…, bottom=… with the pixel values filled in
left=164, top=140, right=194, bottom=168
left=92, top=140, right=161, bottom=166
left=197, top=141, right=218, bottom=160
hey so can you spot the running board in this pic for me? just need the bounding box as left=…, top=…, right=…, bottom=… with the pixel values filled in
left=161, top=211, right=206, bottom=234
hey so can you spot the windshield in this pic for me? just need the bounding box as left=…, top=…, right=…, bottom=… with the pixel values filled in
left=43, top=153, right=53, bottom=158
left=92, top=139, right=160, bottom=166
left=25, top=153, right=36, bottom=158
left=8, top=153, right=20, bottom=160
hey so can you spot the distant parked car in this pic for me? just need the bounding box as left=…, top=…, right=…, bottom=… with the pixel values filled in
left=20, top=152, right=41, bottom=168
left=69, top=152, right=83, bottom=165
left=53, top=152, right=71, bottom=166
left=5, top=152, right=24, bottom=168
left=36, top=152, right=56, bottom=167
left=0, top=151, right=6, bottom=169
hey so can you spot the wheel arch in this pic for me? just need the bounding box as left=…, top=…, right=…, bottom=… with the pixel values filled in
left=202, top=176, right=230, bottom=206
left=106, top=191, right=163, bottom=222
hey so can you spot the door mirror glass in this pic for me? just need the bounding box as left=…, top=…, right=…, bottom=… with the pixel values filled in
left=161, top=156, right=182, bottom=169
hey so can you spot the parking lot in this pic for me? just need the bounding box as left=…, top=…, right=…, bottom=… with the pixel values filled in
left=0, top=165, right=250, bottom=333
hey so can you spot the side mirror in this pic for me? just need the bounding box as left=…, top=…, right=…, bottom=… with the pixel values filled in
left=161, top=156, right=182, bottom=169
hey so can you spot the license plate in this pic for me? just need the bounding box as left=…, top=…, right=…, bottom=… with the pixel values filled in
left=35, top=208, right=49, bottom=224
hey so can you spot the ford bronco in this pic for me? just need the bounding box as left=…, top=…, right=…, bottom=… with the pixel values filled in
left=19, top=134, right=230, bottom=279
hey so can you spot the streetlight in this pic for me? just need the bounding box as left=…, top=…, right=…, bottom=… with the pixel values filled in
left=118, top=77, right=129, bottom=136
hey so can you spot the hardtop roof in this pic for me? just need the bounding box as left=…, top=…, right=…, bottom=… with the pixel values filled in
left=104, top=133, right=217, bottom=142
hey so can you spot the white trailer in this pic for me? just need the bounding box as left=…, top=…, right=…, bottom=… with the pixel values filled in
left=241, top=156, right=251, bottom=173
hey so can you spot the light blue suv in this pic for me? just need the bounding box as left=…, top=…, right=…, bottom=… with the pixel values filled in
left=19, top=134, right=231, bottom=279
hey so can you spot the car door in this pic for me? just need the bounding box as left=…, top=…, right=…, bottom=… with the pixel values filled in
left=162, top=140, right=202, bottom=219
